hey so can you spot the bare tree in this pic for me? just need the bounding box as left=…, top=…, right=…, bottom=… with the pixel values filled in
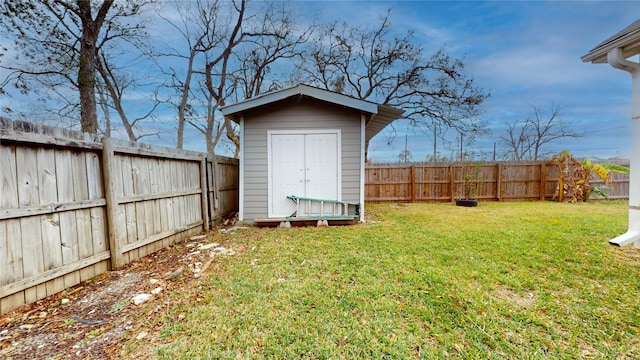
left=187, top=83, right=227, bottom=154
left=155, top=0, right=222, bottom=149
left=298, top=10, right=489, bottom=159
left=157, top=0, right=310, bottom=156
left=199, top=0, right=251, bottom=155
left=501, top=103, right=582, bottom=161
left=0, top=0, right=149, bottom=133
left=231, top=2, right=313, bottom=100
left=156, top=0, right=245, bottom=154
left=96, top=53, right=161, bottom=141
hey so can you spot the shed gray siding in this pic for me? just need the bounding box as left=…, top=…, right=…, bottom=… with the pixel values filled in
left=242, top=97, right=362, bottom=221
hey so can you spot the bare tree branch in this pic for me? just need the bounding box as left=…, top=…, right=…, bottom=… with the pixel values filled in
left=501, top=103, right=583, bottom=160
left=298, top=10, right=489, bottom=159
left=0, top=0, right=150, bottom=133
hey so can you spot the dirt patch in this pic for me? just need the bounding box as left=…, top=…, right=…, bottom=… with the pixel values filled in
left=0, top=229, right=244, bottom=360
left=495, top=285, right=536, bottom=307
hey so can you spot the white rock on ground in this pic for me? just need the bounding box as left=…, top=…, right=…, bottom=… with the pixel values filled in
left=131, top=294, right=153, bottom=305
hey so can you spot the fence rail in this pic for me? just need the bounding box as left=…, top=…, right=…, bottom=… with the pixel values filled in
left=0, top=118, right=238, bottom=315
left=365, top=162, right=629, bottom=203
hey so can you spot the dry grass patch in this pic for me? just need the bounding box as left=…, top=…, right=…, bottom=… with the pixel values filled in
left=494, top=285, right=537, bottom=308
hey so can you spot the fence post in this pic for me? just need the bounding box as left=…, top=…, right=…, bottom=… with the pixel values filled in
left=540, top=162, right=546, bottom=200
left=449, top=163, right=455, bottom=202
left=496, top=163, right=502, bottom=202
left=200, top=154, right=210, bottom=231
left=410, top=165, right=415, bottom=202
left=101, top=137, right=125, bottom=269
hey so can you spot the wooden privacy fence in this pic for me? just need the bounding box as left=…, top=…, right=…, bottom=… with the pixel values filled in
left=365, top=162, right=630, bottom=202
left=0, top=118, right=238, bottom=315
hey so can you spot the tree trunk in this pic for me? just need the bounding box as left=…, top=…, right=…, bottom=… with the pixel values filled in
left=224, top=118, right=240, bottom=158
left=96, top=59, right=138, bottom=141
left=78, top=25, right=98, bottom=133
left=76, top=0, right=114, bottom=134
left=177, top=54, right=197, bottom=149
left=177, top=106, right=185, bottom=149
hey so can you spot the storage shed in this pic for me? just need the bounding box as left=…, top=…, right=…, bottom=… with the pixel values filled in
left=220, top=84, right=404, bottom=225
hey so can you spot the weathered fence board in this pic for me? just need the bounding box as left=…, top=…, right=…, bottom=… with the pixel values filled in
left=0, top=118, right=239, bottom=315
left=365, top=162, right=629, bottom=203
left=208, top=156, right=239, bottom=223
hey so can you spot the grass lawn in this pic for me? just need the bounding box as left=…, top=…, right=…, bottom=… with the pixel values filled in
left=138, top=201, right=640, bottom=359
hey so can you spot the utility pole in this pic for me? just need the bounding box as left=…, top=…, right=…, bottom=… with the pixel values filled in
left=433, top=128, right=437, bottom=162
left=459, top=133, right=464, bottom=161
left=404, top=134, right=408, bottom=163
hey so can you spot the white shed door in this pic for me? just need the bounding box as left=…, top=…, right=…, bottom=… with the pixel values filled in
left=269, top=131, right=340, bottom=217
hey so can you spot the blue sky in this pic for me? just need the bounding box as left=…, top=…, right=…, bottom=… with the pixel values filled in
left=1, top=1, right=638, bottom=162
left=289, top=0, right=638, bottom=162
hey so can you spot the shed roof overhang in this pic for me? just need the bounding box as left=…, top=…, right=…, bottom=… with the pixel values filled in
left=220, top=84, right=404, bottom=142
left=581, top=19, right=640, bottom=63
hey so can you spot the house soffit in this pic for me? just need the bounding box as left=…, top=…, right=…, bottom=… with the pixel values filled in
left=581, top=19, right=640, bottom=63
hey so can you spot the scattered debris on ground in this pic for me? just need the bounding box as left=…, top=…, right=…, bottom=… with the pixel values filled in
left=0, top=228, right=243, bottom=360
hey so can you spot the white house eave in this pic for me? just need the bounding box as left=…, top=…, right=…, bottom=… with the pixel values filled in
left=581, top=19, right=640, bottom=64
left=220, top=84, right=379, bottom=117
